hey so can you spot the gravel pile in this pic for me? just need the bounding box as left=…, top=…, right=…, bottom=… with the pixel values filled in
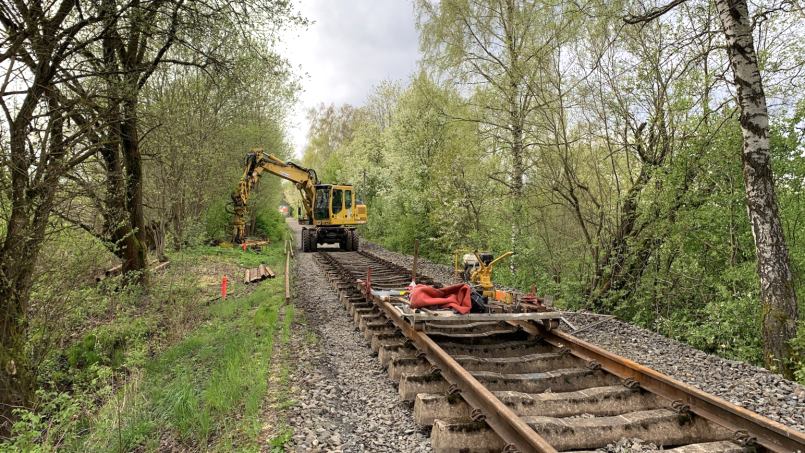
left=285, top=229, right=431, bottom=452
left=364, top=238, right=805, bottom=435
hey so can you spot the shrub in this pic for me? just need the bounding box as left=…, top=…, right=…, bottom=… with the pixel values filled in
left=204, top=200, right=231, bottom=241
left=4, top=390, right=85, bottom=452
left=254, top=208, right=286, bottom=242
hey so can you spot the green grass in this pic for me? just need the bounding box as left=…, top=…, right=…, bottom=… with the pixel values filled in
left=266, top=426, right=293, bottom=452
left=181, top=243, right=286, bottom=269
left=265, top=304, right=297, bottom=450
left=76, top=242, right=290, bottom=452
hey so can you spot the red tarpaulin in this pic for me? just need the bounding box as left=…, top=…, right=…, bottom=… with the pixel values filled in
left=409, top=283, right=472, bottom=314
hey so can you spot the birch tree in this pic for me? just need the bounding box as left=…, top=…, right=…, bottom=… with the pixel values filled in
left=416, top=0, right=557, bottom=273
left=626, top=0, right=799, bottom=377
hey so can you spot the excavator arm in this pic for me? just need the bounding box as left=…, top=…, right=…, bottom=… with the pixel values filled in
left=231, top=148, right=318, bottom=243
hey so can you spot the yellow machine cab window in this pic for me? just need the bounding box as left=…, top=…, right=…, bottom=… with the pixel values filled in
left=314, top=186, right=330, bottom=220
left=332, top=188, right=343, bottom=215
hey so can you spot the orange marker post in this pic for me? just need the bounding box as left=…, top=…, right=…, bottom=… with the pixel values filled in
left=241, top=243, right=247, bottom=252
left=221, top=275, right=228, bottom=300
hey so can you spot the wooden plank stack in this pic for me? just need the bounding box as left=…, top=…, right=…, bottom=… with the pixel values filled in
left=244, top=264, right=276, bottom=284
left=243, top=240, right=270, bottom=250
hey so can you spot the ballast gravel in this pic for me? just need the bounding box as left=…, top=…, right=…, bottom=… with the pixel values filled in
left=285, top=233, right=431, bottom=452
left=364, top=239, right=805, bottom=436
left=562, top=312, right=805, bottom=434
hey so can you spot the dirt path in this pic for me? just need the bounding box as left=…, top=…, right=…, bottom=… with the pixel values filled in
left=282, top=219, right=430, bottom=452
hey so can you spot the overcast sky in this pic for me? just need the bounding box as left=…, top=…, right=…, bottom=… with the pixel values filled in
left=281, top=1, right=420, bottom=156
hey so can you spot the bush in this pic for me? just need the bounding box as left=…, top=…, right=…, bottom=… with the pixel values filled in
left=4, top=390, right=86, bottom=452
left=176, top=219, right=208, bottom=248
left=254, top=208, right=286, bottom=242
left=654, top=294, right=763, bottom=365
left=204, top=200, right=232, bottom=241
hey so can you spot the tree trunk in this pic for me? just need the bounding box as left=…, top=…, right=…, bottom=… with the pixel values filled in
left=1, top=95, right=66, bottom=434
left=120, top=96, right=148, bottom=283
left=97, top=1, right=147, bottom=284
left=98, top=105, right=147, bottom=284
left=510, top=122, right=524, bottom=275
left=0, top=79, right=41, bottom=432
left=505, top=0, right=525, bottom=276
left=716, top=0, right=798, bottom=377
left=588, top=159, right=652, bottom=303
left=0, top=232, right=37, bottom=436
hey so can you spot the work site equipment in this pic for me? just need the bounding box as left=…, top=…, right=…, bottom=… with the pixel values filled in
left=454, top=250, right=514, bottom=304
left=231, top=148, right=367, bottom=251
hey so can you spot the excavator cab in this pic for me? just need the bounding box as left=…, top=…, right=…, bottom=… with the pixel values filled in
left=313, top=186, right=330, bottom=223
left=311, top=184, right=367, bottom=226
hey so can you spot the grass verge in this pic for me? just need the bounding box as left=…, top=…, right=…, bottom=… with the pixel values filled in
left=76, top=242, right=289, bottom=452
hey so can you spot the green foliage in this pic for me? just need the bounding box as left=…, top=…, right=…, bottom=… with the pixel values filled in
left=792, top=324, right=805, bottom=383
left=138, top=287, right=276, bottom=449
left=303, top=66, right=805, bottom=382
left=4, top=390, right=84, bottom=452
left=267, top=426, right=293, bottom=452
left=254, top=208, right=287, bottom=242
left=76, top=241, right=288, bottom=451
left=139, top=22, right=299, bottom=249
left=656, top=294, right=763, bottom=364
left=204, top=199, right=232, bottom=241
left=61, top=317, right=153, bottom=374
left=3, top=0, right=299, bottom=446
left=183, top=242, right=285, bottom=268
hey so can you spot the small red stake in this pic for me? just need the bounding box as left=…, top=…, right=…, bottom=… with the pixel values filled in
left=221, top=275, right=228, bottom=300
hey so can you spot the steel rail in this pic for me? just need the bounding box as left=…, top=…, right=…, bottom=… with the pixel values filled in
left=376, top=296, right=558, bottom=453
left=517, top=321, right=805, bottom=452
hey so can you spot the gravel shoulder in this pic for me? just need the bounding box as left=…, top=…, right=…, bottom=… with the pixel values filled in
left=283, top=221, right=431, bottom=452
left=362, top=238, right=805, bottom=434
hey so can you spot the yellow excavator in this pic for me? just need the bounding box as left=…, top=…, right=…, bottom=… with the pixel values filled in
left=231, top=148, right=367, bottom=252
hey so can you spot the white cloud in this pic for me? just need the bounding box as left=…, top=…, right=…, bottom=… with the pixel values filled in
left=282, top=0, right=420, bottom=156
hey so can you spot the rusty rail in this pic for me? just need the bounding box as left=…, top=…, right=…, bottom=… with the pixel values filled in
left=519, top=322, right=805, bottom=452
left=376, top=297, right=557, bottom=453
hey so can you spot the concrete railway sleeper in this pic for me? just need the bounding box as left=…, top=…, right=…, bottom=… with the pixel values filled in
left=313, top=250, right=805, bottom=453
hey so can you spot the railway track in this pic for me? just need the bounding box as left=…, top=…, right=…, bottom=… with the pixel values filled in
left=313, top=250, right=805, bottom=453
